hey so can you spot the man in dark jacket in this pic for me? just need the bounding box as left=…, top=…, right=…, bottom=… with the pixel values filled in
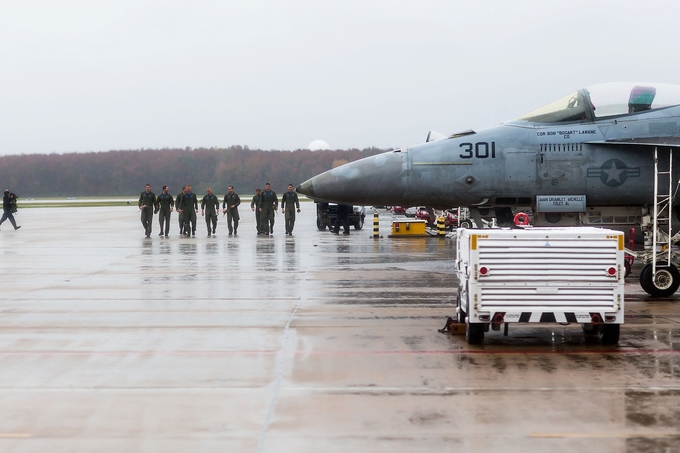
left=0, top=189, right=20, bottom=231
left=138, top=184, right=157, bottom=238
left=333, top=204, right=351, bottom=235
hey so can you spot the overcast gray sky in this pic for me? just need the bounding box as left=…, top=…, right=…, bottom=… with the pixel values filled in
left=0, top=0, right=677, bottom=155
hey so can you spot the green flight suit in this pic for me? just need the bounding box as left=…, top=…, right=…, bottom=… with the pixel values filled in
left=138, top=190, right=157, bottom=237
left=281, top=190, right=300, bottom=234
left=179, top=192, right=198, bottom=235
left=157, top=192, right=174, bottom=236
left=251, top=194, right=262, bottom=234
left=260, top=190, right=278, bottom=235
left=176, top=192, right=185, bottom=234
left=223, top=192, right=241, bottom=234
left=201, top=194, right=220, bottom=235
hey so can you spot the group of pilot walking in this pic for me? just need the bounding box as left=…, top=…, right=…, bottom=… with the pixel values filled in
left=138, top=183, right=300, bottom=238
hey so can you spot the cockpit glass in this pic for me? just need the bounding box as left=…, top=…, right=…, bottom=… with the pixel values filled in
left=517, top=83, right=680, bottom=123
left=586, top=82, right=680, bottom=118
left=518, top=91, right=588, bottom=123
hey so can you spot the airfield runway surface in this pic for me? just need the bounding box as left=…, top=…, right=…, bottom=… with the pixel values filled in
left=1, top=206, right=679, bottom=452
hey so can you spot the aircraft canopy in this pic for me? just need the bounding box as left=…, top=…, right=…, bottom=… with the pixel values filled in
left=518, top=82, right=680, bottom=123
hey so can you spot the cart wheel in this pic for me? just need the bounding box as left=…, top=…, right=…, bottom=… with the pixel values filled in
left=624, top=260, right=632, bottom=278
left=459, top=219, right=474, bottom=229
left=600, top=324, right=620, bottom=344
left=640, top=264, right=680, bottom=297
left=466, top=322, right=484, bottom=344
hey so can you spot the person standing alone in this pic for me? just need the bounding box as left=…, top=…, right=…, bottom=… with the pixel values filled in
left=138, top=184, right=157, bottom=238
left=281, top=184, right=300, bottom=235
left=0, top=189, right=20, bottom=231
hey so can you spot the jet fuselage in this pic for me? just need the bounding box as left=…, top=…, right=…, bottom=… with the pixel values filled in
left=298, top=83, right=680, bottom=212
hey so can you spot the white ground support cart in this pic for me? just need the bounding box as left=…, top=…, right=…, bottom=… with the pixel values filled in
left=456, top=227, right=625, bottom=344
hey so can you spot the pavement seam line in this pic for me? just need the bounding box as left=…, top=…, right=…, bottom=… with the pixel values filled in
left=256, top=273, right=304, bottom=453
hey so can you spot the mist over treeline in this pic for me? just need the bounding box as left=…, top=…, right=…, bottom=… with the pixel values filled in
left=0, top=146, right=387, bottom=197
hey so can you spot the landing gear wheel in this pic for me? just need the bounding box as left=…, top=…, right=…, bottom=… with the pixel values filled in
left=640, top=263, right=680, bottom=297
left=651, top=266, right=680, bottom=297
left=624, top=260, right=632, bottom=278
left=316, top=217, right=327, bottom=231
left=466, top=322, right=484, bottom=344
left=459, top=219, right=473, bottom=229
left=600, top=324, right=620, bottom=344
left=354, top=216, right=364, bottom=230
left=639, top=263, right=653, bottom=294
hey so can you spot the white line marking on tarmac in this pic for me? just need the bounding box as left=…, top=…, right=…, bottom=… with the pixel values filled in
left=256, top=274, right=304, bottom=453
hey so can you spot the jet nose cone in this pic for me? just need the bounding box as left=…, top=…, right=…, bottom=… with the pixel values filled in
left=296, top=181, right=313, bottom=197
left=296, top=150, right=409, bottom=206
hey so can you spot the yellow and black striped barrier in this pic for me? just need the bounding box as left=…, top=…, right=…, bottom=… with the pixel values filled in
left=371, top=212, right=382, bottom=239
left=436, top=216, right=446, bottom=236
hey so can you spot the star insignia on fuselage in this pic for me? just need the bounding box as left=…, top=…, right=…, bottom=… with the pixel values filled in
left=586, top=159, right=641, bottom=187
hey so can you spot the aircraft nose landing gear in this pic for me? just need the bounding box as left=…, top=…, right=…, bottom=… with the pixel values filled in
left=639, top=263, right=680, bottom=297
left=627, top=147, right=680, bottom=298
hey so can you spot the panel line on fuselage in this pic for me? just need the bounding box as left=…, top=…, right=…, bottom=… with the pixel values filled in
left=412, top=162, right=474, bottom=166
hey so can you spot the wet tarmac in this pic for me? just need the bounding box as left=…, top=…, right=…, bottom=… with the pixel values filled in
left=1, top=206, right=679, bottom=452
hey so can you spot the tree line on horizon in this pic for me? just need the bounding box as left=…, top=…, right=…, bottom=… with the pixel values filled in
left=0, top=146, right=387, bottom=197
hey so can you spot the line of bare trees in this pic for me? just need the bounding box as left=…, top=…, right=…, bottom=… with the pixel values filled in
left=0, top=146, right=386, bottom=197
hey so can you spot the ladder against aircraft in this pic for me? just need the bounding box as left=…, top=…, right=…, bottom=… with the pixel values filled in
left=625, top=147, right=680, bottom=297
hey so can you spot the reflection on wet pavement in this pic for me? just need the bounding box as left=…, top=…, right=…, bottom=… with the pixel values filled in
left=0, top=206, right=679, bottom=452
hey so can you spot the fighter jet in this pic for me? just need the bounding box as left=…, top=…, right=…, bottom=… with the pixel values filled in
left=297, top=82, right=680, bottom=297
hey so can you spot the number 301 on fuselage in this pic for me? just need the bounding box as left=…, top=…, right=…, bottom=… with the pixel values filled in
left=297, top=82, right=680, bottom=221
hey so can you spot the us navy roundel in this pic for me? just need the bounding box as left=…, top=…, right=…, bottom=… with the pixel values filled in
left=586, top=159, right=641, bottom=187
